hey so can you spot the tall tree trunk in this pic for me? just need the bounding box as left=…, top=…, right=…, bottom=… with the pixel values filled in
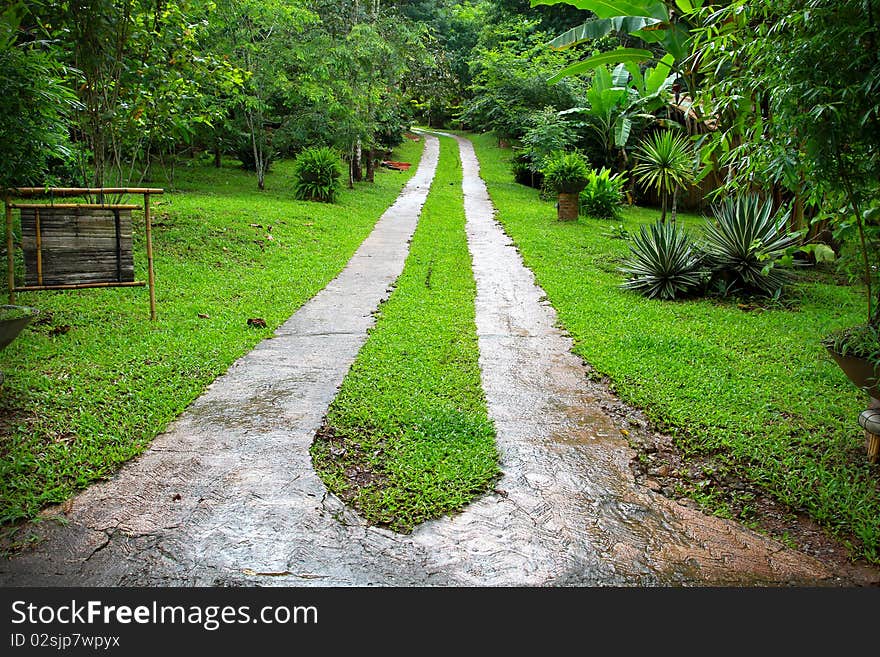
left=660, top=191, right=668, bottom=224
left=792, top=187, right=804, bottom=232
left=366, top=148, right=375, bottom=183
left=352, top=139, right=363, bottom=182
left=246, top=110, right=265, bottom=191
left=214, top=139, right=222, bottom=168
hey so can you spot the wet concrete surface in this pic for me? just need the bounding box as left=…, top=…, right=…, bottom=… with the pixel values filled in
left=0, top=133, right=863, bottom=586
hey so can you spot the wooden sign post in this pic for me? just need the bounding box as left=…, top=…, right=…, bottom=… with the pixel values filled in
left=5, top=188, right=164, bottom=320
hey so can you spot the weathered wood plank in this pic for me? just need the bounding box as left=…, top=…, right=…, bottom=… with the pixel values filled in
left=19, top=208, right=136, bottom=286
left=11, top=188, right=164, bottom=196
left=12, top=204, right=140, bottom=210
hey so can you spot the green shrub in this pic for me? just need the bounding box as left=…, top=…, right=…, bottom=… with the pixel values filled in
left=701, top=194, right=800, bottom=296
left=521, top=106, right=577, bottom=175
left=292, top=146, right=343, bottom=203
left=540, top=150, right=590, bottom=194
left=620, top=221, right=706, bottom=300
left=580, top=167, right=627, bottom=219
left=511, top=151, right=544, bottom=189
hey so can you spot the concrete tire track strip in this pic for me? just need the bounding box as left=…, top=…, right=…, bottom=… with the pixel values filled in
left=0, top=132, right=853, bottom=586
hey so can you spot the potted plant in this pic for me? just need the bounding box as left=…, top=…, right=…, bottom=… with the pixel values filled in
left=822, top=278, right=880, bottom=404
left=540, top=150, right=590, bottom=221
left=0, top=305, right=39, bottom=387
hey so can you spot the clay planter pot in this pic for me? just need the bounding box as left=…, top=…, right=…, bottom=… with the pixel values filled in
left=557, top=184, right=585, bottom=222
left=827, top=347, right=880, bottom=404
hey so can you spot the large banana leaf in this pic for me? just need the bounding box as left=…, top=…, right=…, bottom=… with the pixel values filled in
left=645, top=53, right=675, bottom=95
left=611, top=62, right=631, bottom=87
left=531, top=0, right=669, bottom=21
left=547, top=16, right=662, bottom=50
left=613, top=117, right=631, bottom=147
left=593, top=65, right=614, bottom=92
left=587, top=87, right=627, bottom=116
left=548, top=48, right=653, bottom=83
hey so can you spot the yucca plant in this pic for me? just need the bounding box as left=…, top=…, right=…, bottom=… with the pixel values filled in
left=580, top=167, right=627, bottom=219
left=292, top=146, right=343, bottom=203
left=620, top=221, right=705, bottom=300
left=701, top=194, right=800, bottom=296
left=633, top=130, right=694, bottom=223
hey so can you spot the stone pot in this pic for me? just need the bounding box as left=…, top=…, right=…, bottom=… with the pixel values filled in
left=827, top=347, right=880, bottom=405
left=0, top=305, right=39, bottom=388
left=0, top=305, right=39, bottom=352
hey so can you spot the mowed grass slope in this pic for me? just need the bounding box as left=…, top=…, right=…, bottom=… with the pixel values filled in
left=0, top=139, right=423, bottom=525
left=311, top=135, right=500, bottom=532
left=468, top=131, right=880, bottom=563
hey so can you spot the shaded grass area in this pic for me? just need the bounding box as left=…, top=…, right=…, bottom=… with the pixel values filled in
left=469, top=132, right=880, bottom=564
left=0, top=139, right=423, bottom=524
left=310, top=135, right=499, bottom=533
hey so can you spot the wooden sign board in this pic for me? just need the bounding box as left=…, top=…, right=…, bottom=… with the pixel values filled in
left=6, top=188, right=163, bottom=320
left=19, top=206, right=135, bottom=286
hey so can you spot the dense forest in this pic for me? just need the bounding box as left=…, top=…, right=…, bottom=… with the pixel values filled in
left=3, top=1, right=878, bottom=230
left=0, top=0, right=581, bottom=191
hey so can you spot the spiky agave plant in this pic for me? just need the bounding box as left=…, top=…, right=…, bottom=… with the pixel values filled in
left=620, top=221, right=705, bottom=300
left=701, top=194, right=800, bottom=296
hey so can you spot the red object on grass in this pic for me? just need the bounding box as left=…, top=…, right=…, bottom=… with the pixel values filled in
left=381, top=161, right=412, bottom=171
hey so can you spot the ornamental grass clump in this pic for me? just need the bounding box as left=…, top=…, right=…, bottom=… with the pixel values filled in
left=292, top=146, right=342, bottom=203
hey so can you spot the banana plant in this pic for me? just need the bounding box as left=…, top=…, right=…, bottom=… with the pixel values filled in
left=560, top=56, right=676, bottom=168
left=531, top=1, right=705, bottom=85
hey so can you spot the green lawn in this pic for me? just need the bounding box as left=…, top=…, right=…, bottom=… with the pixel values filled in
left=0, top=140, right=422, bottom=525
left=469, top=131, right=880, bottom=564
left=310, top=134, right=500, bottom=533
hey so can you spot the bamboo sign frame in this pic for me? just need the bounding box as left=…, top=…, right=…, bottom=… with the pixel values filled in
left=5, top=188, right=164, bottom=320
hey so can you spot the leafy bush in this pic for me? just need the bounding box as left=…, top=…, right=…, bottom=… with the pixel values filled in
left=374, top=104, right=411, bottom=151
left=511, top=151, right=544, bottom=188
left=521, top=106, right=577, bottom=172
left=460, top=18, right=586, bottom=142
left=701, top=194, right=800, bottom=296
left=540, top=150, right=589, bottom=193
left=620, top=221, right=705, bottom=300
left=580, top=168, right=626, bottom=219
left=0, top=46, right=77, bottom=189
left=292, top=146, right=343, bottom=203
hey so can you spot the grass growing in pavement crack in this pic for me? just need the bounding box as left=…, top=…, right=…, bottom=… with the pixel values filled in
left=310, top=135, right=500, bottom=533
left=0, top=139, right=423, bottom=527
left=468, top=131, right=880, bottom=565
